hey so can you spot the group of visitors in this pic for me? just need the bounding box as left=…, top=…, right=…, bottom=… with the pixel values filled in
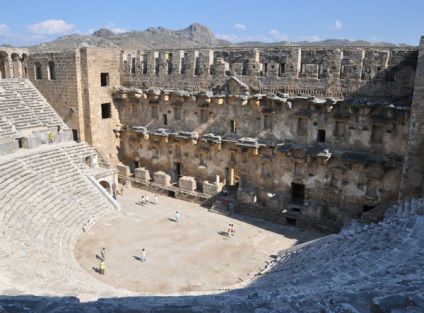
left=139, top=194, right=158, bottom=205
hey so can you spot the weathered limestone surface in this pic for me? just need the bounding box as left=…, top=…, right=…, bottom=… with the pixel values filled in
left=179, top=176, right=196, bottom=191
left=2, top=40, right=423, bottom=231
left=153, top=171, right=171, bottom=186
left=202, top=180, right=223, bottom=195
left=400, top=36, right=424, bottom=198
left=134, top=167, right=151, bottom=180
left=121, top=46, right=417, bottom=100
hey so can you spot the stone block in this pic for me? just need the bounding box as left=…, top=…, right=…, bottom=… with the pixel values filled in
left=179, top=176, right=196, bottom=191
left=116, top=165, right=130, bottom=177
left=203, top=180, right=223, bottom=196
left=153, top=171, right=171, bottom=186
left=134, top=167, right=151, bottom=181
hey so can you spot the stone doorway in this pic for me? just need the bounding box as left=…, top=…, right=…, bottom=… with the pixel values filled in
left=291, top=182, right=305, bottom=205
left=173, top=162, right=182, bottom=182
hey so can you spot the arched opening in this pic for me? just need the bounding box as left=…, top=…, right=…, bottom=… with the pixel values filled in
left=48, top=61, right=55, bottom=80
left=0, top=50, right=8, bottom=79
left=34, top=62, right=42, bottom=80
left=99, top=180, right=111, bottom=194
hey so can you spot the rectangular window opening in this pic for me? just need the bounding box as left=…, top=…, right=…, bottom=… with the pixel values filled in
left=317, top=129, right=326, bottom=143
left=101, top=73, right=109, bottom=86
left=101, top=103, right=111, bottom=119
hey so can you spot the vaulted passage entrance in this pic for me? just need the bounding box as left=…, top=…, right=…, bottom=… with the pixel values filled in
left=99, top=180, right=111, bottom=193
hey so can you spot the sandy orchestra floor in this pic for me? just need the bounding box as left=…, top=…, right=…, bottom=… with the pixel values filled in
left=75, top=184, right=323, bottom=295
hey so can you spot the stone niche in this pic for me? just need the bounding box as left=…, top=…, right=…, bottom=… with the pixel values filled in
left=116, top=164, right=131, bottom=177
left=153, top=171, right=171, bottom=186
left=179, top=176, right=196, bottom=192
left=134, top=167, right=151, bottom=181
left=203, top=180, right=223, bottom=196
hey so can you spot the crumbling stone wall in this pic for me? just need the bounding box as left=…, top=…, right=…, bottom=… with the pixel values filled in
left=121, top=46, right=417, bottom=100
left=401, top=36, right=424, bottom=199
left=116, top=81, right=408, bottom=227
left=0, top=47, right=28, bottom=79
left=16, top=41, right=424, bottom=231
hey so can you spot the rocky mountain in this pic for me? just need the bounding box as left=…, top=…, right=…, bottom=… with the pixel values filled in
left=27, top=23, right=231, bottom=52
left=25, top=23, right=403, bottom=53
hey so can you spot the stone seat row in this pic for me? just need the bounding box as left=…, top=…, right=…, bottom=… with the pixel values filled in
left=0, top=80, right=66, bottom=134
left=0, top=142, right=123, bottom=297
left=261, top=204, right=423, bottom=298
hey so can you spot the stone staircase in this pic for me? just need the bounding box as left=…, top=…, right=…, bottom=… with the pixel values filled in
left=208, top=198, right=232, bottom=216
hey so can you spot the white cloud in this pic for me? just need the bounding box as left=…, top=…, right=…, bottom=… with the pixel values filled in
left=233, top=23, right=246, bottom=31
left=334, top=19, right=343, bottom=29
left=0, top=24, right=11, bottom=35
left=216, top=33, right=239, bottom=41
left=269, top=29, right=288, bottom=41
left=299, top=35, right=321, bottom=42
left=27, top=19, right=75, bottom=35
left=105, top=23, right=127, bottom=34
left=242, top=35, right=273, bottom=42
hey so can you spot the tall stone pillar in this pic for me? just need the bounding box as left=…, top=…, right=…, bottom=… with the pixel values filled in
left=399, top=36, right=424, bottom=199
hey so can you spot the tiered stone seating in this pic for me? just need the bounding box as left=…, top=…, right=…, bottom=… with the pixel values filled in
left=0, top=142, right=131, bottom=299
left=248, top=197, right=424, bottom=311
left=62, top=142, right=98, bottom=173
left=0, top=79, right=66, bottom=139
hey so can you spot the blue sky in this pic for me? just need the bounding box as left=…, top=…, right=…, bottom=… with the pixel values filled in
left=1, top=0, right=423, bottom=47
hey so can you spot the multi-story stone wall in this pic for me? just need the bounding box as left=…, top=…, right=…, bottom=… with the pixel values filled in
left=115, top=78, right=409, bottom=230
left=27, top=48, right=121, bottom=165
left=120, top=46, right=417, bottom=100
left=28, top=50, right=83, bottom=141
left=79, top=48, right=121, bottom=165
left=10, top=40, right=424, bottom=232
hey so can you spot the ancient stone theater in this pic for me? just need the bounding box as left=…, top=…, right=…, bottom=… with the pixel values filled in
left=0, top=37, right=423, bottom=311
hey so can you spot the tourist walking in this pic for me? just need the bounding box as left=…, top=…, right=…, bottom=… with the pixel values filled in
left=141, top=195, right=145, bottom=205
left=99, top=259, right=105, bottom=275
left=175, top=211, right=180, bottom=223
left=48, top=132, right=54, bottom=144
left=231, top=224, right=235, bottom=236
left=227, top=224, right=232, bottom=237
left=154, top=194, right=158, bottom=205
left=141, top=248, right=146, bottom=262
left=101, top=247, right=106, bottom=260
left=145, top=195, right=149, bottom=204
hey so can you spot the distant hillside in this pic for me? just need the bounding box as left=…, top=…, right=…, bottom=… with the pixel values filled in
left=24, top=23, right=406, bottom=53
left=27, top=23, right=232, bottom=52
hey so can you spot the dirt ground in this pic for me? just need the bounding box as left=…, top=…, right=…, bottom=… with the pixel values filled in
left=75, top=184, right=323, bottom=295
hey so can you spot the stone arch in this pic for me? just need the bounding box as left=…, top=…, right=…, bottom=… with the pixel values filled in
left=34, top=61, right=42, bottom=80
left=99, top=180, right=111, bottom=193
left=48, top=60, right=55, bottom=80
left=0, top=50, right=9, bottom=79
